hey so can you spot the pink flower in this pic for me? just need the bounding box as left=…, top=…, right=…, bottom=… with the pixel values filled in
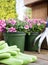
left=0, top=20, right=6, bottom=28
left=24, top=16, right=29, bottom=21
left=29, top=23, right=32, bottom=28
left=40, top=19, right=46, bottom=24
left=33, top=19, right=38, bottom=24
left=24, top=25, right=29, bottom=29
left=8, top=19, right=16, bottom=25
left=24, top=16, right=31, bottom=23
left=25, top=18, right=32, bottom=23
left=8, top=27, right=17, bottom=32
left=27, top=19, right=30, bottom=22
left=37, top=23, right=41, bottom=26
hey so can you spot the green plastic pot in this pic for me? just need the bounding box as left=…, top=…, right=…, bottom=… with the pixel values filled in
left=25, top=32, right=39, bottom=51
left=3, top=32, right=26, bottom=53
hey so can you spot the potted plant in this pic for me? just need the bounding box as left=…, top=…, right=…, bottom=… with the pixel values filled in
left=0, top=19, right=29, bottom=52
left=34, top=21, right=48, bottom=53
left=24, top=16, right=46, bottom=51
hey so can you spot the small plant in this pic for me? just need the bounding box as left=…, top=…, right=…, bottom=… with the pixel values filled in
left=0, top=19, right=29, bottom=33
left=24, top=16, right=46, bottom=35
left=34, top=22, right=48, bottom=53
left=0, top=17, right=46, bottom=34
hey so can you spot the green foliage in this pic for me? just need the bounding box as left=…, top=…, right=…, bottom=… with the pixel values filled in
left=0, top=0, right=18, bottom=20
left=32, top=24, right=45, bottom=32
left=15, top=19, right=28, bottom=32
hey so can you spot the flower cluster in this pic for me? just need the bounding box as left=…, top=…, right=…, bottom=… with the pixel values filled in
left=24, top=16, right=46, bottom=34
left=0, top=19, right=29, bottom=33
left=0, top=18, right=46, bottom=35
left=0, top=20, right=6, bottom=32
left=0, top=0, right=17, bottom=20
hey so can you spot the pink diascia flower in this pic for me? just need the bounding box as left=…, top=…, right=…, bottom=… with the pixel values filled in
left=40, top=19, right=46, bottom=24
left=24, top=16, right=29, bottom=21
left=29, top=23, right=32, bottom=28
left=8, top=19, right=16, bottom=25
left=24, top=25, right=29, bottom=29
left=33, top=19, right=38, bottom=24
left=27, top=19, right=33, bottom=24
left=24, top=16, right=32, bottom=23
left=0, top=20, right=6, bottom=28
left=37, top=23, right=41, bottom=26
left=26, top=19, right=31, bottom=23
left=8, top=27, right=17, bottom=32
